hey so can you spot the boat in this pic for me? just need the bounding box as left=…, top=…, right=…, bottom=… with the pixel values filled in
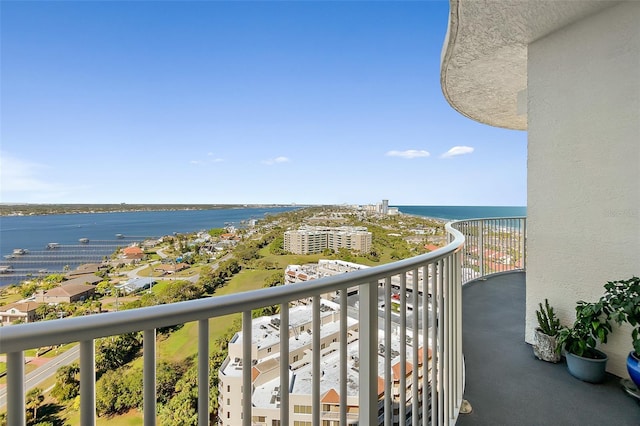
left=12, top=248, right=28, bottom=255
left=79, top=238, right=90, bottom=243
left=116, top=234, right=124, bottom=239
left=47, top=242, right=60, bottom=249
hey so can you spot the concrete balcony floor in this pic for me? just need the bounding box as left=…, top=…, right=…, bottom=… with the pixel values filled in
left=457, top=272, right=640, bottom=425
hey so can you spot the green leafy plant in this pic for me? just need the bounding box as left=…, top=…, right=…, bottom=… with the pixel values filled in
left=556, top=300, right=612, bottom=358
left=603, top=276, right=640, bottom=354
left=536, top=299, right=561, bottom=336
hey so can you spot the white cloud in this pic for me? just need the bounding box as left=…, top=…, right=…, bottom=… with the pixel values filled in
left=0, top=151, right=87, bottom=201
left=191, top=153, right=224, bottom=165
left=0, top=151, right=53, bottom=192
left=385, top=149, right=430, bottom=159
left=441, top=146, right=474, bottom=158
left=207, top=152, right=224, bottom=162
left=262, top=156, right=290, bottom=165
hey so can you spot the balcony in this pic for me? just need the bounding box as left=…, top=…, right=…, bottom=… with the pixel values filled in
left=458, top=272, right=639, bottom=425
left=1, top=217, right=637, bottom=425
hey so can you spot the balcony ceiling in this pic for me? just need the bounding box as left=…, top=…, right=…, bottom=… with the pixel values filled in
left=440, top=0, right=622, bottom=130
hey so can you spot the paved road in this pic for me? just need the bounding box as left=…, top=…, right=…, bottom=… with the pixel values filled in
left=0, top=345, right=80, bottom=409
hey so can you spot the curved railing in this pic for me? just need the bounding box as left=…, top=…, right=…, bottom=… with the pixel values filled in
left=453, top=217, right=527, bottom=282
left=1, top=223, right=466, bottom=426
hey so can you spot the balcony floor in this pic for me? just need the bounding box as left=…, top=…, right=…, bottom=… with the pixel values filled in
left=457, top=272, right=640, bottom=425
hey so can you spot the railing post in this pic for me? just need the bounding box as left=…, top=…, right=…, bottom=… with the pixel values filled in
left=340, top=289, right=348, bottom=426
left=478, top=220, right=485, bottom=277
left=383, top=276, right=392, bottom=426
left=80, top=340, right=96, bottom=426
left=198, top=319, right=209, bottom=426
left=358, top=280, right=378, bottom=425
left=312, top=296, right=320, bottom=426
left=144, top=329, right=156, bottom=426
left=521, top=218, right=527, bottom=270
left=6, top=351, right=25, bottom=426
left=242, top=311, right=252, bottom=426
left=280, top=303, right=290, bottom=426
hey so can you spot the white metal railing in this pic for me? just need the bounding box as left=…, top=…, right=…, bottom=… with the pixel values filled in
left=453, top=217, right=527, bottom=281
left=1, top=218, right=525, bottom=425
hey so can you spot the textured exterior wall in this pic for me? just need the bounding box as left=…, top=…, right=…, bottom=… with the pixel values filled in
left=527, top=2, right=640, bottom=377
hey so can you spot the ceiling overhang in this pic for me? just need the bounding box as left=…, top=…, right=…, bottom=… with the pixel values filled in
left=440, top=0, right=621, bottom=130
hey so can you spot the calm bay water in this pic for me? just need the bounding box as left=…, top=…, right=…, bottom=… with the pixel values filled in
left=0, top=205, right=526, bottom=286
left=0, top=207, right=298, bottom=286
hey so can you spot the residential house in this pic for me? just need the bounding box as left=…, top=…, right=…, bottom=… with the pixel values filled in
left=0, top=302, right=42, bottom=325
left=35, top=283, right=95, bottom=304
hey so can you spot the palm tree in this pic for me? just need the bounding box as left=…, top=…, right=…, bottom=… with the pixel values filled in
left=26, top=387, right=44, bottom=421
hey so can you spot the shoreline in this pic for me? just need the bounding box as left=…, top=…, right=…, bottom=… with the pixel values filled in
left=0, top=203, right=303, bottom=217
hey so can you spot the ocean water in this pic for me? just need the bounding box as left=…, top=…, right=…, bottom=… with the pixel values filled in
left=397, top=205, right=526, bottom=221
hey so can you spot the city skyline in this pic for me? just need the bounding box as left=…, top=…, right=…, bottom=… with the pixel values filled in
left=1, top=1, right=527, bottom=206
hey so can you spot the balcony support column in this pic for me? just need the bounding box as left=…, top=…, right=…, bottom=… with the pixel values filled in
left=80, top=339, right=96, bottom=426
left=6, top=351, right=25, bottom=426
left=358, top=280, right=378, bottom=425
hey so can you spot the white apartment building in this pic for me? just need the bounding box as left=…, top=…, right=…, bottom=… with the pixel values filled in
left=218, top=300, right=429, bottom=426
left=284, top=226, right=372, bottom=255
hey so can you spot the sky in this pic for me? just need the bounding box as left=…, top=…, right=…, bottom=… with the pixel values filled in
left=0, top=0, right=527, bottom=206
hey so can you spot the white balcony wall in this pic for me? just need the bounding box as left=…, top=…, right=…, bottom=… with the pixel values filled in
left=527, top=1, right=640, bottom=376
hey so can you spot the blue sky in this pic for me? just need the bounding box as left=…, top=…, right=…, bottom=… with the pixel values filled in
left=0, top=1, right=526, bottom=206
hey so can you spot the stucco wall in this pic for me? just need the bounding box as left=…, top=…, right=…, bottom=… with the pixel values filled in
left=527, top=2, right=640, bottom=377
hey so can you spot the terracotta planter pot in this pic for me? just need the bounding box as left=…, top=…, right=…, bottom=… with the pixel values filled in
left=533, top=328, right=560, bottom=363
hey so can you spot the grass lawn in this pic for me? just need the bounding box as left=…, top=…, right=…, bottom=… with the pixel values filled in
left=124, top=268, right=270, bottom=373
left=0, top=288, right=24, bottom=305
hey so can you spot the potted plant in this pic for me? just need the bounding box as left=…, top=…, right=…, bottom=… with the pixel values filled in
left=603, top=276, right=640, bottom=389
left=556, top=299, right=612, bottom=383
left=533, top=299, right=561, bottom=362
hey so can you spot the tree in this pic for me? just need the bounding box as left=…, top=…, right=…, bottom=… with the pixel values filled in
left=52, top=363, right=80, bottom=401
left=96, top=367, right=143, bottom=416
left=26, top=387, right=44, bottom=423
left=95, top=333, right=142, bottom=376
left=20, top=282, right=38, bottom=298
left=264, top=272, right=284, bottom=288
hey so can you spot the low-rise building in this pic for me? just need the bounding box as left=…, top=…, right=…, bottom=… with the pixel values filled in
left=116, top=277, right=157, bottom=294
left=34, top=283, right=95, bottom=304
left=153, top=263, right=189, bottom=275
left=0, top=301, right=42, bottom=325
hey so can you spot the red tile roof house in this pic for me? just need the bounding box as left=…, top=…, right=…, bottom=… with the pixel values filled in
left=122, top=245, right=145, bottom=260
left=34, top=283, right=96, bottom=304
left=0, top=301, right=43, bottom=325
